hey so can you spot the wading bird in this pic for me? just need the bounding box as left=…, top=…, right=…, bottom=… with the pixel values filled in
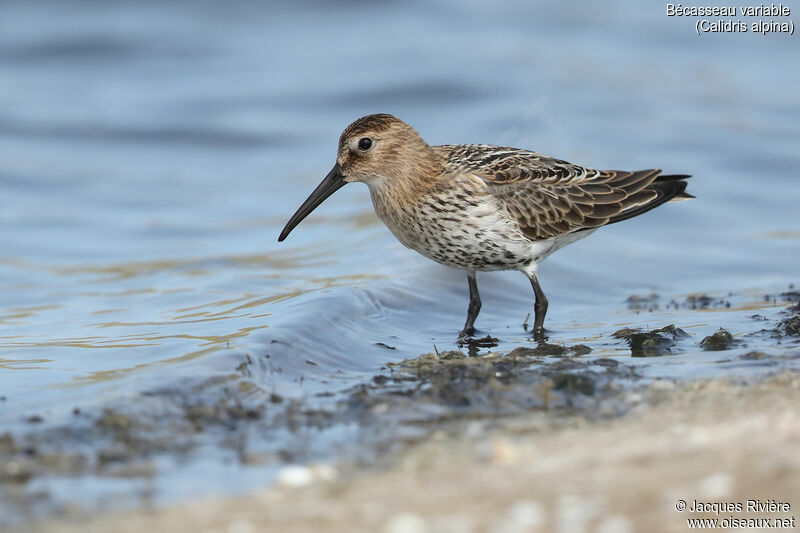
left=279, top=114, right=691, bottom=340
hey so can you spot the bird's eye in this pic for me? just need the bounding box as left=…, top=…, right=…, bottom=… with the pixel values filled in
left=358, top=137, right=373, bottom=151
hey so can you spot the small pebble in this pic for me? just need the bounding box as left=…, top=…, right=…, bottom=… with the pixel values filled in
left=383, top=512, right=428, bottom=533
left=227, top=518, right=255, bottom=533
left=5, top=462, right=20, bottom=476
left=492, top=499, right=545, bottom=533
left=596, top=515, right=633, bottom=533
left=276, top=465, right=313, bottom=488
left=491, top=437, right=518, bottom=465
left=697, top=472, right=734, bottom=498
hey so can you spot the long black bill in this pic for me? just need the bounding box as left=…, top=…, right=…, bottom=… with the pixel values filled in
left=278, top=163, right=346, bottom=242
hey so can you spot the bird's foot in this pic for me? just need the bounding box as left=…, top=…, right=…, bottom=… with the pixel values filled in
left=458, top=326, right=476, bottom=339
left=532, top=326, right=548, bottom=342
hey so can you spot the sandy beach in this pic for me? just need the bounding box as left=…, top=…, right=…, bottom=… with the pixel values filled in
left=27, top=371, right=799, bottom=533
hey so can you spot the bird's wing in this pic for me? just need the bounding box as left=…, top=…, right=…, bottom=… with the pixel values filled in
left=437, top=144, right=690, bottom=241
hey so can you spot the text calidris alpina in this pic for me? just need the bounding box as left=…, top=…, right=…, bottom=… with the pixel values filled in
left=279, top=114, right=692, bottom=339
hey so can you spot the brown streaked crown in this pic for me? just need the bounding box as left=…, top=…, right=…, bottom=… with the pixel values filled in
left=340, top=113, right=400, bottom=142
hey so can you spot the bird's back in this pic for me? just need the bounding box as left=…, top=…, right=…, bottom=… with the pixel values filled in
left=434, top=144, right=692, bottom=241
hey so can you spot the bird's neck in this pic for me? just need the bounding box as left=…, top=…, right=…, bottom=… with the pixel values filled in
left=367, top=148, right=443, bottom=213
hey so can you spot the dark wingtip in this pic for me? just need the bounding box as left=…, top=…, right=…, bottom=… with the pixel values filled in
left=657, top=173, right=692, bottom=181
left=661, top=174, right=693, bottom=199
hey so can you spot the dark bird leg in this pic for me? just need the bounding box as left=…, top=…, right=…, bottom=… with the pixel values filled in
left=460, top=270, right=481, bottom=337
left=527, top=272, right=549, bottom=341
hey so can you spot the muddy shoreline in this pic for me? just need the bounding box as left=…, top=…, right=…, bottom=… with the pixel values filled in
left=22, top=371, right=800, bottom=533
left=3, top=290, right=799, bottom=529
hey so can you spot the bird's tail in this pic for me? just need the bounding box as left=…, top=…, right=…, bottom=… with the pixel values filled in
left=606, top=173, right=693, bottom=225
left=658, top=174, right=695, bottom=202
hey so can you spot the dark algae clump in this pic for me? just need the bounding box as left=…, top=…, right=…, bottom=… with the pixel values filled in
left=379, top=344, right=638, bottom=413
left=778, top=315, right=800, bottom=337
left=700, top=329, right=739, bottom=351
left=507, top=343, right=565, bottom=357
left=612, top=324, right=689, bottom=356
left=570, top=344, right=593, bottom=355
left=739, top=351, right=768, bottom=360
left=626, top=293, right=659, bottom=312
left=769, top=297, right=800, bottom=337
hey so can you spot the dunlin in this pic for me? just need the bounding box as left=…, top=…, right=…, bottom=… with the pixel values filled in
left=279, top=114, right=692, bottom=339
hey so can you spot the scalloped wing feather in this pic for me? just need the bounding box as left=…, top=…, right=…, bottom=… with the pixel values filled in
left=436, top=145, right=689, bottom=241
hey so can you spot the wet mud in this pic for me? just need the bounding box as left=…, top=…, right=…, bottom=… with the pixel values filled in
left=612, top=324, right=690, bottom=356
left=2, top=288, right=799, bottom=528
left=700, top=329, right=738, bottom=351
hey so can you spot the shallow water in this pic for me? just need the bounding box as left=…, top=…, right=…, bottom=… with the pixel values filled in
left=1, top=0, right=799, bottom=525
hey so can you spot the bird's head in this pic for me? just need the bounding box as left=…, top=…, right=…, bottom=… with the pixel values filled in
left=278, top=114, right=434, bottom=242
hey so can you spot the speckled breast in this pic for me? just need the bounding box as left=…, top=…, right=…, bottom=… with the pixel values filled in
left=370, top=183, right=535, bottom=272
